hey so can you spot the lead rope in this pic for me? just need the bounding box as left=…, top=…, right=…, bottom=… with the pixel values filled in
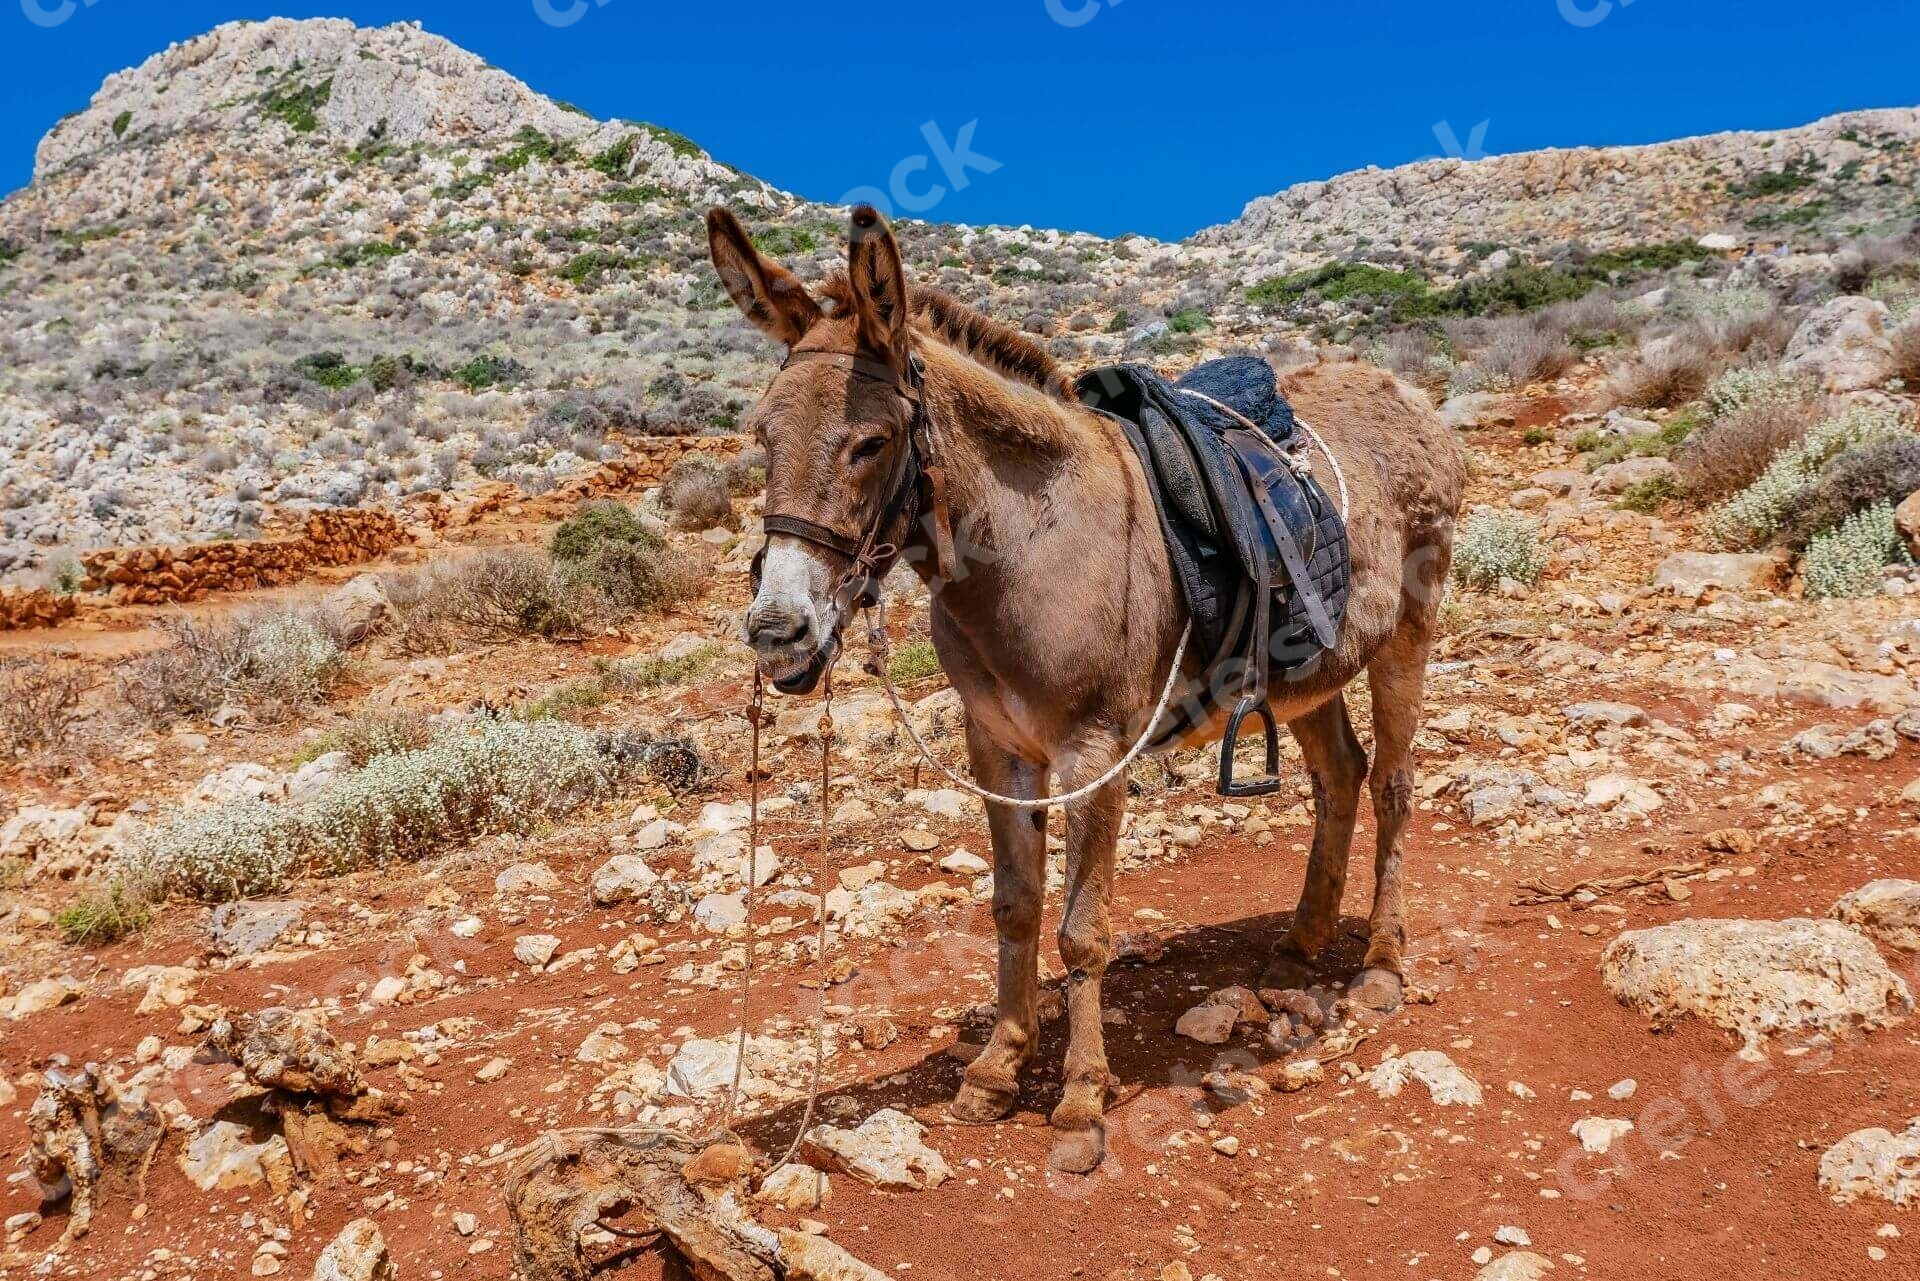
left=864, top=605, right=1193, bottom=811
left=709, top=664, right=836, bottom=1196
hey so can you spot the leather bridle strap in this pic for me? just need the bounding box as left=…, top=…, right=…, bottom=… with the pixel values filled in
left=753, top=347, right=952, bottom=602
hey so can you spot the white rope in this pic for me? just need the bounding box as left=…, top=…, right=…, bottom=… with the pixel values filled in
left=872, top=616, right=1192, bottom=811
left=1296, top=418, right=1351, bottom=521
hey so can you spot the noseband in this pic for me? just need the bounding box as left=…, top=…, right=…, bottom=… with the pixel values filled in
left=752, top=348, right=956, bottom=620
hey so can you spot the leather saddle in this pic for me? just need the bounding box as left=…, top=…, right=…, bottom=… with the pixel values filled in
left=1076, top=357, right=1351, bottom=797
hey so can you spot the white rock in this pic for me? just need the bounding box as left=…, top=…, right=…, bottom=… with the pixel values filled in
left=1475, top=1253, right=1555, bottom=1281
left=313, top=1218, right=396, bottom=1281
left=121, top=965, right=198, bottom=1014
left=920, top=789, right=971, bottom=819
left=575, top=1023, right=630, bottom=1064
left=6, top=975, right=83, bottom=1020
left=513, top=934, right=562, bottom=967
left=937, top=848, right=990, bottom=876
left=1571, top=1116, right=1635, bottom=1155
left=804, top=1108, right=950, bottom=1190
left=694, top=892, right=748, bottom=933
left=1602, top=919, right=1913, bottom=1054
left=666, top=1037, right=739, bottom=1098
left=1782, top=295, right=1897, bottom=392
left=1830, top=880, right=1920, bottom=952
left=757, top=1162, right=830, bottom=1211
left=1367, top=1050, right=1483, bottom=1107
left=589, top=855, right=659, bottom=906
left=633, top=818, right=682, bottom=851
left=494, top=862, right=559, bottom=895
left=1819, top=1119, right=1920, bottom=1206
left=178, top=1121, right=292, bottom=1192
left=1494, top=1226, right=1532, bottom=1247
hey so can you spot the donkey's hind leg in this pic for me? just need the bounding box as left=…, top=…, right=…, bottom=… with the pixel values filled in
left=1260, top=694, right=1368, bottom=991
left=950, top=725, right=1046, bottom=1125
left=1349, top=613, right=1438, bottom=1012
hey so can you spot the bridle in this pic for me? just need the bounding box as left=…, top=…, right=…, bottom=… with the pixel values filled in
left=750, top=346, right=956, bottom=626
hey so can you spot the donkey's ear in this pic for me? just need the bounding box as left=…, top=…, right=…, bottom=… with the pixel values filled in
left=847, top=204, right=912, bottom=369
left=707, top=206, right=821, bottom=345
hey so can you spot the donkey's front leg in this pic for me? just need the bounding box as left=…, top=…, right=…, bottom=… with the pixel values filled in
left=1049, top=763, right=1127, bottom=1174
left=950, top=725, right=1046, bottom=1124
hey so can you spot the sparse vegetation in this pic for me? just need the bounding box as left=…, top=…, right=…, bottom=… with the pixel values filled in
left=57, top=886, right=151, bottom=946
left=1707, top=404, right=1917, bottom=548
left=1674, top=399, right=1822, bottom=503
left=1451, top=511, right=1546, bottom=590
left=118, top=611, right=346, bottom=728
left=298, top=709, right=435, bottom=767
left=888, top=641, right=944, bottom=684
left=260, top=75, right=332, bottom=133
left=599, top=644, right=726, bottom=692
left=0, top=656, right=85, bottom=756
left=550, top=501, right=706, bottom=610
left=1803, top=501, right=1910, bottom=598
left=661, top=453, right=735, bottom=530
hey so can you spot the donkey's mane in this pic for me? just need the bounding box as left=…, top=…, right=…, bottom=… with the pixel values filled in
left=818, top=273, right=1075, bottom=402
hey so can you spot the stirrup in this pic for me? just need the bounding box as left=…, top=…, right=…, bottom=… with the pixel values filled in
left=1218, top=693, right=1282, bottom=797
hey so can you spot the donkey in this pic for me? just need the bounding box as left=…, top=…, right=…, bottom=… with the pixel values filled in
left=709, top=204, right=1465, bottom=1173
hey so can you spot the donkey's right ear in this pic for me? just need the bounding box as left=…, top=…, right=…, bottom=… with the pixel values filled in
left=707, top=206, right=822, bottom=345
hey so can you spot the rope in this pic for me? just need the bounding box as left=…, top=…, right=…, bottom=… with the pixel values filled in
left=1170, top=388, right=1350, bottom=523
left=869, top=611, right=1192, bottom=811
left=1296, top=418, right=1351, bottom=521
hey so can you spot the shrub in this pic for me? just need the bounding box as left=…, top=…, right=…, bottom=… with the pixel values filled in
left=887, top=641, right=943, bottom=684
left=662, top=454, right=734, bottom=530
left=57, top=886, right=150, bottom=946
left=0, top=656, right=85, bottom=756
left=1707, top=404, right=1917, bottom=547
left=261, top=76, right=332, bottom=133
left=1451, top=511, right=1545, bottom=590
left=1703, top=366, right=1820, bottom=419
left=1616, top=474, right=1683, bottom=513
left=386, top=549, right=610, bottom=651
left=1465, top=319, right=1576, bottom=388
left=1608, top=330, right=1718, bottom=409
left=725, top=446, right=768, bottom=496
left=1673, top=399, right=1822, bottom=503
left=551, top=501, right=705, bottom=611
left=115, top=797, right=309, bottom=903
left=1892, top=319, right=1920, bottom=386
left=600, top=644, right=725, bottom=691
left=301, top=709, right=434, bottom=767
left=118, top=611, right=345, bottom=727
left=1803, top=502, right=1909, bottom=598
left=1776, top=437, right=1920, bottom=549
left=1444, top=263, right=1593, bottom=318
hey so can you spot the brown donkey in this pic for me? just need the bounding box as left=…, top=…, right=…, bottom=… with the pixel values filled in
left=710, top=204, right=1465, bottom=1173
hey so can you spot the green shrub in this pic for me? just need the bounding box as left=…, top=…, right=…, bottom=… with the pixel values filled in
left=591, top=133, right=640, bottom=177
left=1803, top=502, right=1909, bottom=598
left=888, top=641, right=944, bottom=684
left=1443, top=263, right=1593, bottom=318
left=111, top=111, right=132, bottom=138
left=600, top=644, right=725, bottom=692
left=1168, top=307, right=1211, bottom=334
left=261, top=76, right=333, bottom=133
left=551, top=502, right=706, bottom=611
left=1616, top=474, right=1683, bottom=513
left=600, top=184, right=668, bottom=204
left=558, top=250, right=640, bottom=287
left=752, top=226, right=820, bottom=256
left=1707, top=405, right=1916, bottom=547
left=452, top=354, right=528, bottom=390
left=551, top=501, right=658, bottom=560
left=57, top=886, right=151, bottom=946
left=1452, top=511, right=1546, bottom=590
left=1248, top=262, right=1434, bottom=312
left=293, top=351, right=362, bottom=388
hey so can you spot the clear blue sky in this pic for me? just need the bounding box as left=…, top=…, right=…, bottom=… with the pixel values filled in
left=3, top=0, right=1915, bottom=240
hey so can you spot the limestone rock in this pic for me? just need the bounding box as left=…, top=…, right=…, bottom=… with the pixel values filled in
left=313, top=1218, right=397, bottom=1281
left=1652, top=552, right=1780, bottom=595
left=1830, top=880, right=1920, bottom=952
left=589, top=854, right=658, bottom=907
left=179, top=1121, right=293, bottom=1193
left=494, top=863, right=559, bottom=895
left=757, top=1162, right=830, bottom=1211
left=802, top=1108, right=950, bottom=1190
left=1602, top=919, right=1912, bottom=1053
left=1475, top=1253, right=1555, bottom=1281
left=1782, top=296, right=1897, bottom=392
left=1818, top=1119, right=1920, bottom=1206
left=207, top=900, right=305, bottom=957
left=1367, top=1050, right=1483, bottom=1106
left=1570, top=1116, right=1635, bottom=1155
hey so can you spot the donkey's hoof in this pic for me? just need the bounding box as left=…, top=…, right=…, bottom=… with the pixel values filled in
left=1047, top=1122, right=1106, bottom=1175
left=1349, top=967, right=1404, bottom=1013
left=949, top=1081, right=1018, bottom=1124
left=1258, top=951, right=1317, bottom=993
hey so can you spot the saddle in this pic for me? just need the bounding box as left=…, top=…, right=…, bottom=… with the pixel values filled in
left=1076, top=357, right=1351, bottom=797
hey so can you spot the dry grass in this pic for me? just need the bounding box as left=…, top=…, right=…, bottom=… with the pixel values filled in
left=1608, top=328, right=1719, bottom=410
left=1673, top=399, right=1823, bottom=504
left=0, top=656, right=86, bottom=756
left=384, top=549, right=611, bottom=654
left=1470, top=321, right=1577, bottom=388
left=117, top=611, right=345, bottom=728
left=1893, top=320, right=1920, bottom=386
left=662, top=454, right=735, bottom=530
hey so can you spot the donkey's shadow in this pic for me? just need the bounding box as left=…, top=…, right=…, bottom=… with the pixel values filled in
left=736, top=909, right=1374, bottom=1152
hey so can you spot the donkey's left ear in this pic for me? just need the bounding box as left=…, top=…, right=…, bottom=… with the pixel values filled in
left=847, top=205, right=912, bottom=369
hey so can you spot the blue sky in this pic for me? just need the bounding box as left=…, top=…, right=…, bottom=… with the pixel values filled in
left=3, top=0, right=1915, bottom=240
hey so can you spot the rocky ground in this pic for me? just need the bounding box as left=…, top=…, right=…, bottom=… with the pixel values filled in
left=4, top=378, right=1920, bottom=1280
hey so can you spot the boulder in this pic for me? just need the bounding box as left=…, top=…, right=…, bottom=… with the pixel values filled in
left=1782, top=296, right=1896, bottom=392
left=1829, top=880, right=1920, bottom=952
left=1601, top=919, right=1913, bottom=1054
left=322, top=574, right=390, bottom=648
left=1897, top=490, right=1920, bottom=561
left=757, top=1162, right=830, bottom=1211
left=178, top=1122, right=293, bottom=1193
left=1651, top=552, right=1781, bottom=595
left=666, top=1037, right=739, bottom=1098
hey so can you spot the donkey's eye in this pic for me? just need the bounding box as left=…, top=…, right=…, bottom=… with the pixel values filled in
left=849, top=436, right=888, bottom=464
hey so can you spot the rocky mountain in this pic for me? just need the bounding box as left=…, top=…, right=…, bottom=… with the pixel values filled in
left=0, top=16, right=1913, bottom=582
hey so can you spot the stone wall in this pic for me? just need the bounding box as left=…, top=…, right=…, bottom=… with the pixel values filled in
left=76, top=510, right=411, bottom=607
left=0, top=586, right=78, bottom=630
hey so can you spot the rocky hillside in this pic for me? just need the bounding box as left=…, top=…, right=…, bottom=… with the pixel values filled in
left=0, top=16, right=1915, bottom=584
